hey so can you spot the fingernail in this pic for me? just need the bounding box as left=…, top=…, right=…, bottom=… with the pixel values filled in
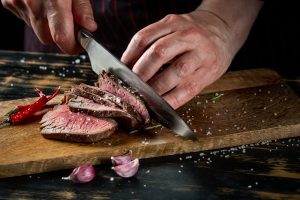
left=85, top=16, right=97, bottom=30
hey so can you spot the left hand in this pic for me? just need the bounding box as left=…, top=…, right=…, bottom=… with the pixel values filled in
left=121, top=11, right=235, bottom=109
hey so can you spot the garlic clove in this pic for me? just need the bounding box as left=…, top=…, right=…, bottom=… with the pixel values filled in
left=111, top=158, right=139, bottom=178
left=111, top=150, right=133, bottom=166
left=62, top=163, right=95, bottom=183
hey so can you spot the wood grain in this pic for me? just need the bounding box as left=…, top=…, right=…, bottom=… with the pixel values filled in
left=0, top=68, right=299, bottom=178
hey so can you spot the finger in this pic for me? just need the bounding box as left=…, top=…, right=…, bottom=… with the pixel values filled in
left=46, top=0, right=81, bottom=54
left=148, top=52, right=202, bottom=95
left=121, top=14, right=185, bottom=66
left=131, top=31, right=195, bottom=82
left=22, top=0, right=53, bottom=44
left=163, top=67, right=213, bottom=109
left=2, top=0, right=25, bottom=21
left=72, top=0, right=97, bottom=32
left=30, top=18, right=53, bottom=45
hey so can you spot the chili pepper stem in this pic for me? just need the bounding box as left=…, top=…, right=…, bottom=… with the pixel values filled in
left=0, top=117, right=10, bottom=128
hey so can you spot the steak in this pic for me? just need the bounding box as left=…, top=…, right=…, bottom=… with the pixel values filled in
left=40, top=105, right=117, bottom=143
left=67, top=96, right=141, bottom=129
left=40, top=71, right=152, bottom=143
left=72, top=84, right=142, bottom=122
left=97, top=71, right=150, bottom=125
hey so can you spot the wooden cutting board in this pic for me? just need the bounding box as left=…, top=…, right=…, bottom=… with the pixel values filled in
left=0, top=68, right=299, bottom=178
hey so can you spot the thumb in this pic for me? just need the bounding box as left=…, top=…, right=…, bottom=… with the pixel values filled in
left=72, top=0, right=97, bottom=32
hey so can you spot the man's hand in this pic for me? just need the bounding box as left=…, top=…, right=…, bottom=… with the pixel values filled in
left=1, top=0, right=97, bottom=54
left=121, top=0, right=263, bottom=109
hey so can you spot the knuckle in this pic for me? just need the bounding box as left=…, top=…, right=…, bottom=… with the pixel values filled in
left=184, top=81, right=199, bottom=96
left=175, top=62, right=191, bottom=78
left=150, top=44, right=167, bottom=59
left=133, top=32, right=148, bottom=48
left=181, top=26, right=203, bottom=38
left=163, top=14, right=182, bottom=24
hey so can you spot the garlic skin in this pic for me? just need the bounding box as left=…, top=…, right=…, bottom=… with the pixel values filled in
left=111, top=158, right=139, bottom=178
left=62, top=163, right=95, bottom=183
left=111, top=150, right=133, bottom=166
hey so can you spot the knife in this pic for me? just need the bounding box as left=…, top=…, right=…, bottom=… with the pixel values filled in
left=77, top=29, right=197, bottom=140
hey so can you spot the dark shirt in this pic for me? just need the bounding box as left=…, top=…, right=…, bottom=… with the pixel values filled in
left=24, top=0, right=201, bottom=57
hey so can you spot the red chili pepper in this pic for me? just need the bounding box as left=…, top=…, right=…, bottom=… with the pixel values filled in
left=5, top=87, right=60, bottom=125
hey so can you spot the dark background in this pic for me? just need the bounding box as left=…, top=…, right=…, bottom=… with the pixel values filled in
left=0, top=5, right=24, bottom=51
left=0, top=1, right=299, bottom=78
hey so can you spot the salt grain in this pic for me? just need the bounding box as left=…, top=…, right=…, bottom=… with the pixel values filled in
left=80, top=54, right=87, bottom=60
left=206, top=131, right=212, bottom=136
left=20, top=57, right=25, bottom=63
left=75, top=59, right=81, bottom=64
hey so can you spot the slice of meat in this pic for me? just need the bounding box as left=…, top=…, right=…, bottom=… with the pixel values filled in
left=71, top=83, right=142, bottom=123
left=67, top=96, right=141, bottom=129
left=97, top=71, right=150, bottom=125
left=70, top=86, right=118, bottom=108
left=40, top=105, right=117, bottom=143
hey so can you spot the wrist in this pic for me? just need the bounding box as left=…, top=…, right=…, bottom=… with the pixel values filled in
left=196, top=0, right=263, bottom=56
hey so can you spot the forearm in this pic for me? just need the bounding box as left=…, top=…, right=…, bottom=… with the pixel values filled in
left=197, top=0, right=264, bottom=55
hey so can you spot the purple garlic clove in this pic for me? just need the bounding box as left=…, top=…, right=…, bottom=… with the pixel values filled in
left=62, top=163, right=95, bottom=183
left=111, top=158, right=139, bottom=178
left=111, top=150, right=133, bottom=166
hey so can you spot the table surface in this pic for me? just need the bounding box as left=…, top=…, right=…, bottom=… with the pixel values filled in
left=0, top=50, right=299, bottom=200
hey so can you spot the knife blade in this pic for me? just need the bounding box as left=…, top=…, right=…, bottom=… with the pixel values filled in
left=77, top=29, right=197, bottom=140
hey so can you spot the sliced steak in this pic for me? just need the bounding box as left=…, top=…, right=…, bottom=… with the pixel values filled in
left=68, top=96, right=141, bottom=129
left=40, top=105, right=117, bottom=143
left=72, top=83, right=142, bottom=122
left=70, top=86, right=118, bottom=108
left=97, top=71, right=150, bottom=125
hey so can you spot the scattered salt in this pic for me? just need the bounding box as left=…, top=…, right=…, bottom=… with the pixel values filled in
left=206, top=131, right=212, bottom=136
left=75, top=59, right=81, bottom=64
left=20, top=57, right=25, bottom=63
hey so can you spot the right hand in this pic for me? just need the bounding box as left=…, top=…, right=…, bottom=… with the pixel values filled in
left=1, top=0, right=97, bottom=54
